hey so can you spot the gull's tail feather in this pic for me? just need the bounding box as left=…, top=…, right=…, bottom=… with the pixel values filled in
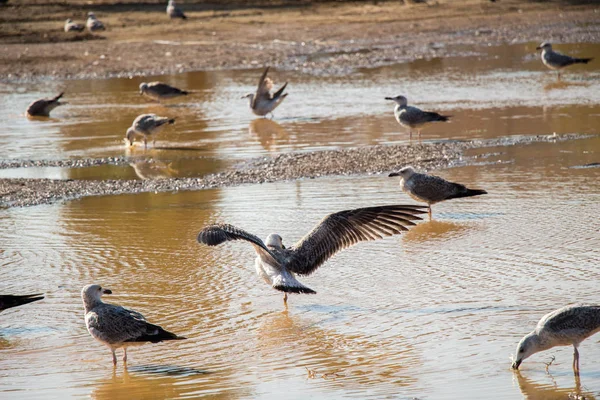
left=448, top=188, right=487, bottom=200
left=273, top=285, right=316, bottom=294
left=272, top=82, right=288, bottom=99
left=168, top=118, right=175, bottom=124
left=127, top=324, right=187, bottom=343
left=425, top=111, right=450, bottom=122
left=574, top=57, right=593, bottom=65
left=52, top=92, right=65, bottom=102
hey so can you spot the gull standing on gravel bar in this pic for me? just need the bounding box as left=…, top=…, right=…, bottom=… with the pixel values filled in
left=197, top=205, right=426, bottom=304
left=389, top=166, right=487, bottom=220
left=126, top=114, right=175, bottom=149
left=26, top=92, right=66, bottom=117
left=0, top=293, right=44, bottom=313
left=64, top=19, right=85, bottom=32
left=167, top=0, right=186, bottom=19
left=86, top=12, right=105, bottom=32
left=82, top=284, right=186, bottom=366
left=512, top=304, right=600, bottom=375
left=139, top=82, right=189, bottom=102
left=536, top=42, right=593, bottom=81
left=242, top=67, right=288, bottom=118
left=385, top=95, right=450, bottom=139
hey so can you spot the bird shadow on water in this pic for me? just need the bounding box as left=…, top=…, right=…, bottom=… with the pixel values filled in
left=127, top=364, right=211, bottom=377
left=403, top=220, right=471, bottom=243
left=543, top=80, right=590, bottom=91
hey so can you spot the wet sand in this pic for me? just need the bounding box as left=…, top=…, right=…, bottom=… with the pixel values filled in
left=0, top=133, right=586, bottom=207
left=1, top=0, right=598, bottom=81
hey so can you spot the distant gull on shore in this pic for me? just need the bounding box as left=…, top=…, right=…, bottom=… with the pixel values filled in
left=536, top=42, right=593, bottom=81
left=126, top=113, right=175, bottom=149
left=389, top=166, right=487, bottom=220
left=140, top=82, right=189, bottom=102
left=512, top=304, right=600, bottom=375
left=197, top=204, right=426, bottom=304
left=82, top=284, right=186, bottom=366
left=385, top=95, right=450, bottom=139
left=167, top=0, right=187, bottom=19
left=26, top=92, right=66, bottom=117
left=64, top=19, right=85, bottom=32
left=0, top=293, right=44, bottom=313
left=86, top=12, right=105, bottom=32
left=242, top=67, right=288, bottom=118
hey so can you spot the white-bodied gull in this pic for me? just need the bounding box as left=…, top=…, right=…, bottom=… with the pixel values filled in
left=167, top=0, right=187, bottom=19
left=64, top=19, right=85, bottom=32
left=242, top=67, right=288, bottom=118
left=385, top=95, right=450, bottom=139
left=126, top=113, right=175, bottom=149
left=86, top=12, right=105, bottom=32
left=536, top=42, right=593, bottom=81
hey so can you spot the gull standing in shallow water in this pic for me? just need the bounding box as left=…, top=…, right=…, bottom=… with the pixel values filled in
left=26, top=92, right=66, bottom=117
left=385, top=95, right=450, bottom=139
left=197, top=205, right=426, bottom=304
left=82, top=284, right=186, bottom=366
left=512, top=304, right=600, bottom=375
left=0, top=293, right=44, bottom=313
left=536, top=42, right=593, bottom=81
left=126, top=114, right=175, bottom=149
left=139, top=82, right=189, bottom=102
left=64, top=19, right=85, bottom=32
left=242, top=67, right=288, bottom=118
left=389, top=166, right=487, bottom=220
left=86, top=12, right=105, bottom=32
left=167, top=0, right=187, bottom=19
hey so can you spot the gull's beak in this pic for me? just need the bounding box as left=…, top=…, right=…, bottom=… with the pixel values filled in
left=103, top=289, right=112, bottom=295
left=384, top=97, right=394, bottom=101
left=535, top=46, right=542, bottom=50
left=511, top=359, right=522, bottom=370
left=388, top=172, right=400, bottom=177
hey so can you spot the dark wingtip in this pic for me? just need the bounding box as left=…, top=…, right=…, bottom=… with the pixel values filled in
left=273, top=285, right=316, bottom=294
left=168, top=118, right=175, bottom=124
left=181, top=90, right=189, bottom=95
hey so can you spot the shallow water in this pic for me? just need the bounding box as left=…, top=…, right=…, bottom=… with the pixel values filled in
left=1, top=41, right=600, bottom=399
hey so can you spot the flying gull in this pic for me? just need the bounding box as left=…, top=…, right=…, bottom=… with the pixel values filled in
left=512, top=304, right=600, bottom=375
left=536, top=42, right=593, bottom=81
left=126, top=113, right=175, bottom=149
left=242, top=67, right=288, bottom=118
left=82, top=284, right=186, bottom=366
left=26, top=92, right=66, bottom=117
left=389, top=166, right=487, bottom=220
left=167, top=0, right=187, bottom=19
left=86, top=12, right=106, bottom=32
left=197, top=204, right=426, bottom=304
left=385, top=95, right=450, bottom=139
left=139, top=82, right=189, bottom=102
left=64, top=19, right=85, bottom=32
left=0, top=293, right=44, bottom=313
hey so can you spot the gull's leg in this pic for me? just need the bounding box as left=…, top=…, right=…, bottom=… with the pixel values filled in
left=283, top=293, right=288, bottom=305
left=557, top=71, right=561, bottom=82
left=144, top=137, right=148, bottom=150
left=123, top=348, right=128, bottom=363
left=573, top=345, right=580, bottom=375
left=409, top=130, right=413, bottom=140
left=428, top=205, right=432, bottom=221
left=112, top=349, right=117, bottom=366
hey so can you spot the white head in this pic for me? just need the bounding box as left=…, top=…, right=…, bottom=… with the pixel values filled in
left=388, top=166, right=415, bottom=179
left=66, top=18, right=73, bottom=23
left=511, top=331, right=544, bottom=370
left=536, top=42, right=552, bottom=51
left=265, top=233, right=285, bottom=249
left=87, top=12, right=97, bottom=19
left=139, top=82, right=148, bottom=94
left=81, top=284, right=112, bottom=310
left=126, top=127, right=136, bottom=146
left=168, top=0, right=176, bottom=5
left=385, top=95, right=408, bottom=107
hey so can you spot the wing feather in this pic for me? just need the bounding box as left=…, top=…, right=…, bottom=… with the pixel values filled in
left=197, top=224, right=279, bottom=264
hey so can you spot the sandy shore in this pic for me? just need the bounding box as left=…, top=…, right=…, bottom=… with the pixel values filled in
left=1, top=1, right=599, bottom=81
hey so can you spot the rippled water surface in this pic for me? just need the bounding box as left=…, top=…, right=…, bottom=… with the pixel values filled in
left=1, top=41, right=600, bottom=399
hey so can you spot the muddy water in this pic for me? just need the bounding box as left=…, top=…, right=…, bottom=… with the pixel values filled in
left=1, top=41, right=600, bottom=399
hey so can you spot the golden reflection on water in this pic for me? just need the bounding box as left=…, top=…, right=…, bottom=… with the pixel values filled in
left=514, top=371, right=596, bottom=400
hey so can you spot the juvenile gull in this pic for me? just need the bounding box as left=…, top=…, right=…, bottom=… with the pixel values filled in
left=385, top=95, right=450, bottom=139
left=536, top=42, right=593, bottom=81
left=82, top=284, right=186, bottom=366
left=139, top=82, right=189, bottom=102
left=0, top=293, right=44, bottom=313
left=167, top=0, right=187, bottom=19
left=86, top=12, right=106, bottom=32
left=197, top=204, right=426, bottom=304
left=64, top=19, right=85, bottom=32
left=26, top=92, right=66, bottom=117
left=512, top=304, right=600, bottom=375
left=389, top=166, right=487, bottom=220
left=242, top=67, right=288, bottom=118
left=126, top=113, right=175, bottom=149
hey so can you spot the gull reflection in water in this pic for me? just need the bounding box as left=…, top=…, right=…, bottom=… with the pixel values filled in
left=403, top=220, right=470, bottom=244
left=249, top=118, right=289, bottom=152
left=514, top=369, right=595, bottom=400
left=129, top=159, right=178, bottom=180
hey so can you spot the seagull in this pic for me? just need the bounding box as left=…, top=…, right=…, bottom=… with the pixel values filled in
left=64, top=19, right=85, bottom=32
left=167, top=0, right=187, bottom=19
left=82, top=284, right=186, bottom=366
left=242, top=67, right=288, bottom=118
left=26, top=92, right=66, bottom=117
left=139, top=82, right=189, bottom=102
left=126, top=114, right=175, bottom=149
left=86, top=12, right=106, bottom=32
left=389, top=166, right=487, bottom=220
left=536, top=42, right=593, bottom=81
left=512, top=304, right=600, bottom=375
left=197, top=205, right=426, bottom=304
left=385, top=95, right=450, bottom=139
left=0, top=293, right=44, bottom=313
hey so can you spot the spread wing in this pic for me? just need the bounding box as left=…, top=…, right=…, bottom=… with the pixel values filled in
left=0, top=293, right=44, bottom=312
left=285, top=205, right=426, bottom=275
left=197, top=224, right=279, bottom=265
left=253, top=67, right=274, bottom=106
